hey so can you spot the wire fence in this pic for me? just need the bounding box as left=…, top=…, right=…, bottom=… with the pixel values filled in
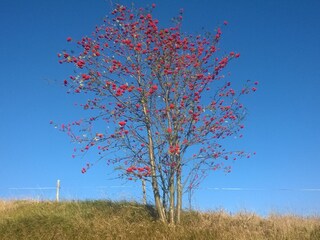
left=2, top=181, right=320, bottom=199
left=204, top=187, right=320, bottom=192
left=1, top=180, right=149, bottom=203
left=2, top=180, right=320, bottom=215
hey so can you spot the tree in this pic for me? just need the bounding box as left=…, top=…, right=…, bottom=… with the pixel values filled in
left=55, top=3, right=257, bottom=224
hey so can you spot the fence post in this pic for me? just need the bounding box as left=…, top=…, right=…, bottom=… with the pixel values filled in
left=56, top=179, right=60, bottom=202
left=142, top=179, right=147, bottom=205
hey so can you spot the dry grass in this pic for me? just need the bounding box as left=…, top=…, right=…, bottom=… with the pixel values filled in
left=0, top=200, right=319, bottom=240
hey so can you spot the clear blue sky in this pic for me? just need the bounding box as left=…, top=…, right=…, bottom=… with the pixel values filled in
left=1, top=0, right=320, bottom=216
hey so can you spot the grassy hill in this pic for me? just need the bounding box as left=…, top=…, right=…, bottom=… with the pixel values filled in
left=0, top=200, right=319, bottom=240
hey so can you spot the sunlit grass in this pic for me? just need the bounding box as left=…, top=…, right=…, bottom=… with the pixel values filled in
left=0, top=200, right=319, bottom=239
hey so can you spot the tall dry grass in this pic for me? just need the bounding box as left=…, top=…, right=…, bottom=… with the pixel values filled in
left=0, top=200, right=319, bottom=239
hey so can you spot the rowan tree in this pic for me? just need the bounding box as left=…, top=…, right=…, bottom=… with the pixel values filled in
left=55, top=3, right=257, bottom=224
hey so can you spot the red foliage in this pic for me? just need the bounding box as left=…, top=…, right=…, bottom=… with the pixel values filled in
left=57, top=3, right=257, bottom=190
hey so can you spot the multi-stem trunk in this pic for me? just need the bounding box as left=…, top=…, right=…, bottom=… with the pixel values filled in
left=141, top=99, right=167, bottom=223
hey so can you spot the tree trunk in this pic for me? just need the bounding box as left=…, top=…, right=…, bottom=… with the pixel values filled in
left=175, top=159, right=182, bottom=224
left=142, top=178, right=147, bottom=205
left=147, top=127, right=167, bottom=223
left=142, top=100, right=167, bottom=223
left=168, top=170, right=175, bottom=224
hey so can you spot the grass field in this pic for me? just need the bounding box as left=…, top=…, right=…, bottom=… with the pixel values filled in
left=0, top=200, right=319, bottom=239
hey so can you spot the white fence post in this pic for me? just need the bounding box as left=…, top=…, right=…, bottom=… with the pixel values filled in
left=56, top=179, right=60, bottom=202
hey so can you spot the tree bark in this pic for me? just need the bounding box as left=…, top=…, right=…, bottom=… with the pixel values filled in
left=142, top=100, right=167, bottom=223
left=175, top=158, right=182, bottom=224
left=142, top=178, right=147, bottom=205
left=147, top=125, right=167, bottom=223
left=168, top=169, right=175, bottom=224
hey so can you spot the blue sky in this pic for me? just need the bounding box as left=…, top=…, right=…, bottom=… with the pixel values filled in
left=1, top=0, right=320, bottom=216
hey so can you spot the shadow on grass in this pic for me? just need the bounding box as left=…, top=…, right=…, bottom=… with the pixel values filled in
left=144, top=204, right=158, bottom=221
